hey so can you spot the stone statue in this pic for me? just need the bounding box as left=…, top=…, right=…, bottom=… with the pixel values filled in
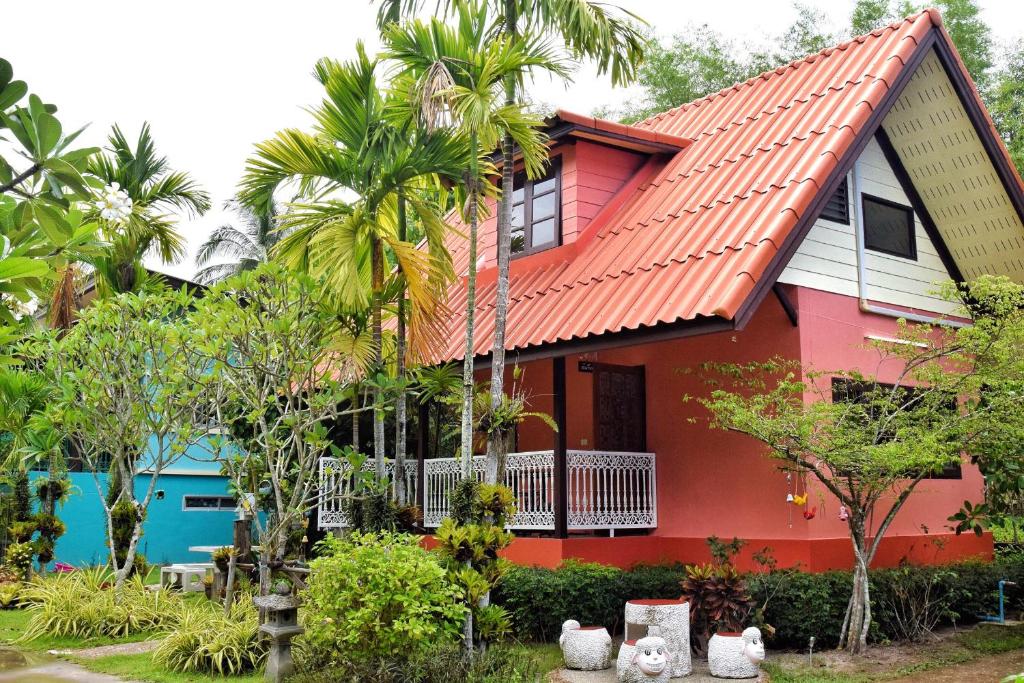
left=560, top=619, right=613, bottom=670
left=617, top=635, right=672, bottom=683
left=707, top=626, right=766, bottom=679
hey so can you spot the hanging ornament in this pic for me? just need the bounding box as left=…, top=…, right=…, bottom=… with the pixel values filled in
left=803, top=506, right=817, bottom=520
left=793, top=493, right=808, bottom=506
left=839, top=505, right=849, bottom=521
left=786, top=493, right=794, bottom=503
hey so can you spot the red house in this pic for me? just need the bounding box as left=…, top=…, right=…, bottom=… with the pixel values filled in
left=321, top=10, right=1024, bottom=571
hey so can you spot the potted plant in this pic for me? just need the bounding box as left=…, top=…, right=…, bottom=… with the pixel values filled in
left=211, top=546, right=234, bottom=573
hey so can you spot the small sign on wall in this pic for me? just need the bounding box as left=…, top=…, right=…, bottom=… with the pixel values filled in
left=578, top=360, right=595, bottom=373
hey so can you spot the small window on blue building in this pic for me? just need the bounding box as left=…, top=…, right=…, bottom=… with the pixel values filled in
left=182, top=495, right=236, bottom=511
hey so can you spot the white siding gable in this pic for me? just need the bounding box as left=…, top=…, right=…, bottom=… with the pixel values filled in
left=778, top=137, right=958, bottom=315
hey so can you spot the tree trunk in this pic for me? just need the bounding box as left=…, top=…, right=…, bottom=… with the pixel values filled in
left=113, top=512, right=144, bottom=594
left=484, top=0, right=519, bottom=486
left=840, top=521, right=872, bottom=654
left=371, top=240, right=386, bottom=480
left=223, top=551, right=238, bottom=616
left=395, top=193, right=408, bottom=505
left=352, top=381, right=361, bottom=452
left=459, top=133, right=480, bottom=479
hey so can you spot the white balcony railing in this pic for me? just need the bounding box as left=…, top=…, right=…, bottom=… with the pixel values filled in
left=317, top=458, right=418, bottom=530
left=318, top=450, right=656, bottom=532
left=422, top=450, right=657, bottom=531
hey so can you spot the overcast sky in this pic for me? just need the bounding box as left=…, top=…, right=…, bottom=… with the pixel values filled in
left=4, top=0, right=1022, bottom=279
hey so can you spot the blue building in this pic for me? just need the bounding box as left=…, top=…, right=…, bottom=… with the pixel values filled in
left=33, top=439, right=238, bottom=567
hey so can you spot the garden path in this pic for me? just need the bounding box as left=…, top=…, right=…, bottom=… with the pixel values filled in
left=552, top=659, right=766, bottom=682
left=0, top=658, right=133, bottom=682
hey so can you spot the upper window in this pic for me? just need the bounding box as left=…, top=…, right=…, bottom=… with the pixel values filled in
left=511, top=160, right=561, bottom=256
left=862, top=194, right=916, bottom=260
left=820, top=176, right=850, bottom=224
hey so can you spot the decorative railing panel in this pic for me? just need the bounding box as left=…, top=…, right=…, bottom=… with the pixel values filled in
left=317, top=457, right=418, bottom=530
left=421, top=450, right=656, bottom=531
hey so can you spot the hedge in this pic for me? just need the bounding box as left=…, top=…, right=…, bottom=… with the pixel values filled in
left=493, top=551, right=1024, bottom=649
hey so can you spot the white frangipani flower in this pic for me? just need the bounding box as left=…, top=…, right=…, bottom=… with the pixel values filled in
left=96, top=183, right=133, bottom=224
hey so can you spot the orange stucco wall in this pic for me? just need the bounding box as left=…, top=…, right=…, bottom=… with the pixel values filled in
left=478, top=284, right=992, bottom=571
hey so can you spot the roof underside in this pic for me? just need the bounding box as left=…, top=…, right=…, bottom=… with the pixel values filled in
left=430, top=9, right=1024, bottom=363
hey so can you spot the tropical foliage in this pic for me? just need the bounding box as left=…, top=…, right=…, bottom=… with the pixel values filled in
left=194, top=199, right=279, bottom=284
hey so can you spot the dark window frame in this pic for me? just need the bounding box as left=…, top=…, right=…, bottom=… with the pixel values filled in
left=862, top=193, right=917, bottom=260
left=821, top=176, right=850, bottom=224
left=182, top=495, right=236, bottom=512
left=830, top=378, right=962, bottom=479
left=510, top=157, right=562, bottom=258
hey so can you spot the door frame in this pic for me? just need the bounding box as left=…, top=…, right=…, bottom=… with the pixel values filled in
left=591, top=362, right=647, bottom=452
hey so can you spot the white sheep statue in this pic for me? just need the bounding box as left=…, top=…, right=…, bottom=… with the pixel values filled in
left=707, top=626, right=766, bottom=679
left=616, top=635, right=672, bottom=683
left=559, top=620, right=612, bottom=670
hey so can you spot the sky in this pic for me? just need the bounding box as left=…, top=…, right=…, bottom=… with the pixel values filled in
left=4, top=0, right=1023, bottom=280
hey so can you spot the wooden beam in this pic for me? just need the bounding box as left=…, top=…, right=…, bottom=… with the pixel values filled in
left=773, top=283, right=799, bottom=327
left=552, top=356, right=568, bottom=539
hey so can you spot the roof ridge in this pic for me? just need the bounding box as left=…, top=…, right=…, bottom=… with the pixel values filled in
left=634, top=9, right=936, bottom=130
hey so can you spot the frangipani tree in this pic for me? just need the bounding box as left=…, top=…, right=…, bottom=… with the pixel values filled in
left=383, top=1, right=567, bottom=479
left=44, top=288, right=205, bottom=592
left=698, top=276, right=1024, bottom=654
left=186, top=265, right=354, bottom=597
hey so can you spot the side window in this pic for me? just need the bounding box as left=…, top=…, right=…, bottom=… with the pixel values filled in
left=511, top=160, right=561, bottom=256
left=182, top=495, right=236, bottom=511
left=862, top=194, right=916, bottom=260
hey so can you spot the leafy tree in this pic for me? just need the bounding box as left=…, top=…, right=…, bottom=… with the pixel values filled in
left=194, top=199, right=279, bottom=284
left=697, top=276, right=1024, bottom=654
left=44, top=287, right=205, bottom=592
left=990, top=41, right=1024, bottom=175
left=240, top=47, right=466, bottom=483
left=87, top=123, right=210, bottom=294
left=185, top=265, right=353, bottom=596
left=383, top=3, right=565, bottom=480
left=379, top=0, right=646, bottom=485
left=0, top=58, right=106, bottom=333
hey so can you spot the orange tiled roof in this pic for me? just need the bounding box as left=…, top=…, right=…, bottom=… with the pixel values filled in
left=431, top=10, right=982, bottom=363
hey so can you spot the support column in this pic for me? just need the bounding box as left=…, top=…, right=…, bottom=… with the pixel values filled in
left=416, top=401, right=428, bottom=515
left=553, top=356, right=568, bottom=538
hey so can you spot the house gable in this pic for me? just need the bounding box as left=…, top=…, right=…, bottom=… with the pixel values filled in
left=778, top=136, right=961, bottom=315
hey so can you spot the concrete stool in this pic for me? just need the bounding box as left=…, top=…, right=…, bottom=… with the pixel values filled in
left=160, top=564, right=209, bottom=592
left=560, top=620, right=612, bottom=670
left=624, top=599, right=690, bottom=678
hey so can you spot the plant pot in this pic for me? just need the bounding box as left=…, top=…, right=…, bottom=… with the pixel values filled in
left=707, top=628, right=765, bottom=679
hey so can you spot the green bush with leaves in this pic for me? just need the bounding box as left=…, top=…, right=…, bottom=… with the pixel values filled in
left=5, top=541, right=33, bottom=578
left=154, top=599, right=266, bottom=675
left=0, top=581, right=20, bottom=608
left=300, top=531, right=466, bottom=666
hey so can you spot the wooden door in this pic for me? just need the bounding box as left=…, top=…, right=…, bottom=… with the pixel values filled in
left=593, top=363, right=646, bottom=452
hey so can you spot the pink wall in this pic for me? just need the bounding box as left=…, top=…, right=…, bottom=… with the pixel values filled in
left=497, top=285, right=991, bottom=570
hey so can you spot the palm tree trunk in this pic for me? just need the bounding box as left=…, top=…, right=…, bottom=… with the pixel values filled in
left=395, top=193, right=409, bottom=505
left=485, top=0, right=519, bottom=486
left=352, top=381, right=361, bottom=452
left=460, top=132, right=480, bottom=479
left=371, top=239, right=386, bottom=480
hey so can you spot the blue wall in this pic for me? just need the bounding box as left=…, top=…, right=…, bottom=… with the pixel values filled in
left=32, top=441, right=238, bottom=567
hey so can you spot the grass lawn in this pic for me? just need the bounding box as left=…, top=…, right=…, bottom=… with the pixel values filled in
left=764, top=623, right=1024, bottom=682
left=0, top=607, right=156, bottom=652
left=73, top=652, right=264, bottom=683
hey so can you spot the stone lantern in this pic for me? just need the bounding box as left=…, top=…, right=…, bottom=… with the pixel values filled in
left=253, top=582, right=303, bottom=683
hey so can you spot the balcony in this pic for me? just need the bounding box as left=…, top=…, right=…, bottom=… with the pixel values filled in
left=318, top=450, right=657, bottom=533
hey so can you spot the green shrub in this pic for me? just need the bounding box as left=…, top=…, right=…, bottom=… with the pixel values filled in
left=291, top=643, right=542, bottom=683
left=5, top=541, right=33, bottom=577
left=154, top=599, right=266, bottom=675
left=495, top=555, right=1024, bottom=648
left=300, top=531, right=466, bottom=666
left=18, top=567, right=182, bottom=640
left=494, top=561, right=683, bottom=641
left=0, top=581, right=20, bottom=608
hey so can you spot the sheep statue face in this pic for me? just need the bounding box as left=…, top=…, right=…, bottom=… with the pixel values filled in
left=633, top=637, right=670, bottom=676
left=742, top=627, right=765, bottom=664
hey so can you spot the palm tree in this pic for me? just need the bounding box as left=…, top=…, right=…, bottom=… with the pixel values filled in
left=384, top=3, right=567, bottom=480
left=379, top=0, right=646, bottom=483
left=88, top=123, right=210, bottom=294
left=239, top=46, right=468, bottom=481
left=194, top=200, right=279, bottom=284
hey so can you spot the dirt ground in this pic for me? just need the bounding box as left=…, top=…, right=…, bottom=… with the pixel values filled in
left=896, top=649, right=1024, bottom=682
